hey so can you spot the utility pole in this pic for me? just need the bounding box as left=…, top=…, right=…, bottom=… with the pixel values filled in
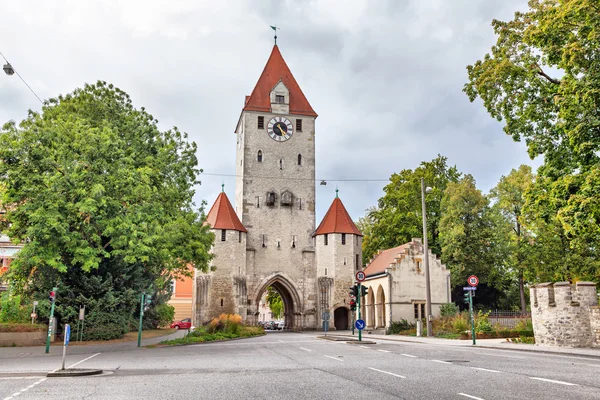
left=421, top=178, right=433, bottom=337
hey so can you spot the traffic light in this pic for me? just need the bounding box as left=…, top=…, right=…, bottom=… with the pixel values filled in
left=49, top=291, right=56, bottom=303
left=349, top=299, right=357, bottom=311
left=144, top=294, right=152, bottom=311
left=361, top=285, right=368, bottom=297
left=463, top=291, right=470, bottom=304
left=349, top=285, right=358, bottom=298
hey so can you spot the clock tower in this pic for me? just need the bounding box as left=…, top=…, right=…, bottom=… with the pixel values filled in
left=234, top=44, right=318, bottom=328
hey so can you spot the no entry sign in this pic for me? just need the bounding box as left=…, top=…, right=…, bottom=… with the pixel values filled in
left=467, top=275, right=479, bottom=287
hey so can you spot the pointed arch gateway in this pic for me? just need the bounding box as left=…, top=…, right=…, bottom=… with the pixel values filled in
left=255, top=273, right=302, bottom=329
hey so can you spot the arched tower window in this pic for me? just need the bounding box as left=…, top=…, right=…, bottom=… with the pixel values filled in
left=257, top=150, right=263, bottom=162
left=298, top=154, right=302, bottom=165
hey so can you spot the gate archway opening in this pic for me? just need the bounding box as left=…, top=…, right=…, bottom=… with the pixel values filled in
left=334, top=307, right=349, bottom=330
left=256, top=274, right=301, bottom=330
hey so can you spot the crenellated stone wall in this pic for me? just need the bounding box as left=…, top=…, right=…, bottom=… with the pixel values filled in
left=530, top=282, right=600, bottom=348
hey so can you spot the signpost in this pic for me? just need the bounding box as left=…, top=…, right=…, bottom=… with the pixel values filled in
left=355, top=319, right=365, bottom=331
left=357, top=284, right=363, bottom=341
left=61, top=324, right=71, bottom=370
left=464, top=275, right=478, bottom=345
left=322, top=311, right=330, bottom=335
left=45, top=287, right=57, bottom=354
left=355, top=271, right=366, bottom=283
left=31, top=301, right=38, bottom=324
left=76, top=305, right=85, bottom=342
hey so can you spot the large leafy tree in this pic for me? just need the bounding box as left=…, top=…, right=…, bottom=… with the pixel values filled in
left=362, top=156, right=461, bottom=263
left=266, top=287, right=283, bottom=319
left=439, top=175, right=512, bottom=309
left=490, top=165, right=535, bottom=313
left=464, top=0, right=600, bottom=280
left=0, top=81, right=214, bottom=336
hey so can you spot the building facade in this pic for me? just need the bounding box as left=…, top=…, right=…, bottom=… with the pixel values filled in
left=193, top=45, right=362, bottom=330
left=361, top=239, right=451, bottom=331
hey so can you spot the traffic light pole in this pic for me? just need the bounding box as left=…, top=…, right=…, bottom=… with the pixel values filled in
left=357, top=284, right=362, bottom=342
left=469, top=291, right=476, bottom=345
left=45, top=287, right=57, bottom=354
left=137, top=293, right=145, bottom=348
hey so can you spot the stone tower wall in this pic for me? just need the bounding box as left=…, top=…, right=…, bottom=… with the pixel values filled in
left=530, top=282, right=599, bottom=348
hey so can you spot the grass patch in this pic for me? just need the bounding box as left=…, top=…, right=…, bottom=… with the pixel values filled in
left=62, top=328, right=176, bottom=346
left=158, top=325, right=264, bottom=346
left=0, top=323, right=47, bottom=333
left=435, top=332, right=461, bottom=339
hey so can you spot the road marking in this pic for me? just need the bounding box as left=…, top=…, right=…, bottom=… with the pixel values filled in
left=529, top=377, right=576, bottom=386
left=470, top=367, right=500, bottom=373
left=401, top=353, right=417, bottom=358
left=584, top=363, right=600, bottom=368
left=378, top=350, right=391, bottom=353
left=368, top=367, right=406, bottom=379
left=3, top=377, right=46, bottom=400
left=359, top=345, right=371, bottom=349
left=478, top=352, right=525, bottom=359
left=458, top=393, right=485, bottom=400
left=299, top=347, right=312, bottom=352
left=278, top=340, right=285, bottom=343
left=431, top=360, right=451, bottom=364
left=68, top=353, right=100, bottom=369
left=0, top=377, right=40, bottom=380
left=324, top=355, right=344, bottom=362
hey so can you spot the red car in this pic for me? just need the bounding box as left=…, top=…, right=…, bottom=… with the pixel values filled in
left=170, top=318, right=192, bottom=330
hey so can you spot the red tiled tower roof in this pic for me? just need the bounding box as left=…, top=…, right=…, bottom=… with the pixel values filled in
left=205, top=192, right=247, bottom=232
left=243, top=45, right=317, bottom=117
left=313, top=197, right=362, bottom=237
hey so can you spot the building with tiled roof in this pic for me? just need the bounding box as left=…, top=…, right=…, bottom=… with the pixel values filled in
left=192, top=43, right=363, bottom=331
left=360, top=239, right=451, bottom=331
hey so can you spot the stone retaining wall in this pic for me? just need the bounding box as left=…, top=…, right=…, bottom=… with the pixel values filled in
left=0, top=331, right=45, bottom=347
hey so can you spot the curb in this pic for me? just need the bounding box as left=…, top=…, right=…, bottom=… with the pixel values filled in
left=47, top=368, right=103, bottom=377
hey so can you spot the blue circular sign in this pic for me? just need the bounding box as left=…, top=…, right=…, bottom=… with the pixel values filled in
left=355, top=319, right=365, bottom=330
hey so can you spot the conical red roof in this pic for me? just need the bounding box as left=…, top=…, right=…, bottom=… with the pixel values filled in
left=243, top=45, right=317, bottom=117
left=205, top=192, right=247, bottom=232
left=313, top=197, right=362, bottom=237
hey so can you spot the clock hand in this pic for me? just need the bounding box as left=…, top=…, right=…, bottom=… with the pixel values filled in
left=277, top=125, right=286, bottom=135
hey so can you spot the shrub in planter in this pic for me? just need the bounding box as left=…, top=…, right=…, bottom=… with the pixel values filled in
left=387, top=319, right=414, bottom=335
left=440, top=303, right=459, bottom=317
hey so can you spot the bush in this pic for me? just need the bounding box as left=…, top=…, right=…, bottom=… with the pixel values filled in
left=387, top=319, right=414, bottom=335
left=452, top=315, right=468, bottom=333
left=207, top=314, right=242, bottom=334
left=440, top=303, right=459, bottom=317
left=0, top=292, right=30, bottom=323
left=0, top=323, right=46, bottom=332
left=154, top=304, right=175, bottom=327
left=82, top=312, right=129, bottom=341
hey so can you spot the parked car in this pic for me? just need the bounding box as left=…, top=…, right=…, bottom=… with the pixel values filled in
left=276, top=321, right=285, bottom=330
left=170, top=318, right=192, bottom=330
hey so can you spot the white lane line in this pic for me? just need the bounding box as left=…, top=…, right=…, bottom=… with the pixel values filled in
left=401, top=353, right=417, bottom=358
left=67, top=353, right=100, bottom=369
left=359, top=345, right=371, bottom=349
left=324, top=355, right=344, bottom=362
left=278, top=340, right=285, bottom=343
left=584, top=363, right=600, bottom=368
left=0, top=377, right=40, bottom=380
left=479, top=352, right=525, bottom=359
left=368, top=367, right=406, bottom=379
left=378, top=350, right=391, bottom=353
left=299, top=347, right=312, bottom=352
left=470, top=367, right=500, bottom=373
left=2, top=377, right=46, bottom=400
left=431, top=360, right=451, bottom=364
left=458, top=393, right=485, bottom=400
left=529, top=377, right=576, bottom=386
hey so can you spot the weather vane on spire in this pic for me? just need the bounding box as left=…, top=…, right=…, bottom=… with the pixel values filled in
left=270, top=25, right=280, bottom=45
left=335, top=187, right=339, bottom=198
left=221, top=182, right=225, bottom=192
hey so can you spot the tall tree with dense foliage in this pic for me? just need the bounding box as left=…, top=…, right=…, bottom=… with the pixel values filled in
left=490, top=165, right=535, bottom=313
left=266, top=287, right=283, bottom=319
left=464, top=0, right=600, bottom=281
left=439, top=175, right=512, bottom=309
left=0, top=81, right=214, bottom=338
left=362, top=155, right=461, bottom=263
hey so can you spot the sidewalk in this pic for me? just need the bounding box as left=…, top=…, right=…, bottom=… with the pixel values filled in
left=0, top=329, right=187, bottom=359
left=330, top=330, right=600, bottom=359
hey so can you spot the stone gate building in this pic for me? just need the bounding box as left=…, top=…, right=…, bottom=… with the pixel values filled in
left=192, top=44, right=363, bottom=330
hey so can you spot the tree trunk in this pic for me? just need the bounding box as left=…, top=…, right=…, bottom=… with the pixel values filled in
left=519, top=270, right=527, bottom=315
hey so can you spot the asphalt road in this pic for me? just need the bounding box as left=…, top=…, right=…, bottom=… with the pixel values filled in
left=2, top=331, right=600, bottom=399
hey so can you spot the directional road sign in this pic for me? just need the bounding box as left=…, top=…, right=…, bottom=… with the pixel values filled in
left=64, top=324, right=71, bottom=346
left=463, top=287, right=477, bottom=291
left=322, top=311, right=330, bottom=321
left=468, top=275, right=479, bottom=287
left=355, top=271, right=366, bottom=283
left=355, top=319, right=365, bottom=330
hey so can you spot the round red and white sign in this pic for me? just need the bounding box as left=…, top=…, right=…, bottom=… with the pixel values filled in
left=468, top=275, right=479, bottom=287
left=355, top=271, right=366, bottom=283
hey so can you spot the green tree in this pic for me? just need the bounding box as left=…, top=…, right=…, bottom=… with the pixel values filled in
left=363, top=155, right=461, bottom=263
left=439, top=175, right=511, bottom=309
left=464, top=0, right=600, bottom=280
left=490, top=165, right=535, bottom=313
left=0, top=81, right=214, bottom=336
left=266, top=287, right=283, bottom=319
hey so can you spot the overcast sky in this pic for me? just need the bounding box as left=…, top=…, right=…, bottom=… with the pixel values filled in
left=0, top=0, right=539, bottom=223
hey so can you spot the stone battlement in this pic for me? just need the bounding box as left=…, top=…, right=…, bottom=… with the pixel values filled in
left=530, top=282, right=599, bottom=348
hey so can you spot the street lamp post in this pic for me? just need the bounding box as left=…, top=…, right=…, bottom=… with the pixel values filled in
left=420, top=178, right=433, bottom=337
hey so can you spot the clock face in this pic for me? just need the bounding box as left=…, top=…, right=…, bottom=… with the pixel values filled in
left=267, top=117, right=293, bottom=141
